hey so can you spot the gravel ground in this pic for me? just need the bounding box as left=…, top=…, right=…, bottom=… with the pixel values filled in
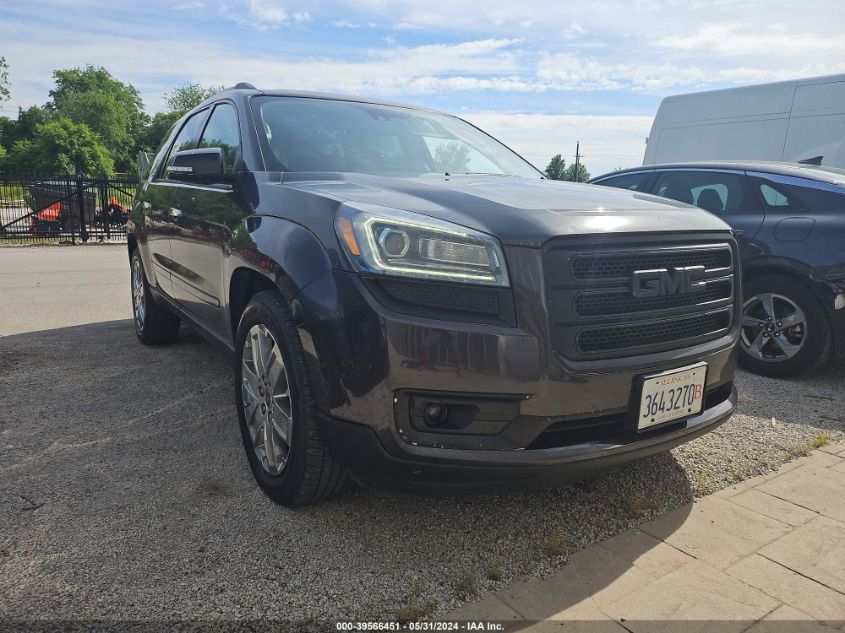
left=1, top=247, right=844, bottom=627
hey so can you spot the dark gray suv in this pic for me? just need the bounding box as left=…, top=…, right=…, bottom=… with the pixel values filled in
left=128, top=85, right=739, bottom=506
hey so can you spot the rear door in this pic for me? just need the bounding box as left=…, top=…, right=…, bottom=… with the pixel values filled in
left=747, top=172, right=845, bottom=272
left=649, top=169, right=765, bottom=256
left=168, top=101, right=244, bottom=340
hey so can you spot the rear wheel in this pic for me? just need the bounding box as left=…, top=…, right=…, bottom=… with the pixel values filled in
left=130, top=249, right=180, bottom=345
left=234, top=290, right=350, bottom=506
left=739, top=275, right=830, bottom=378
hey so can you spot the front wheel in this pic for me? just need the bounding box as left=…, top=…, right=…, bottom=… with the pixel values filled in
left=234, top=290, right=350, bottom=506
left=739, top=275, right=830, bottom=378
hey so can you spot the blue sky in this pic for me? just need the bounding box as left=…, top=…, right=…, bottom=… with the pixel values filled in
left=2, top=0, right=844, bottom=174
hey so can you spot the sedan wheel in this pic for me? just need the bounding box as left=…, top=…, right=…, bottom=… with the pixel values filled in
left=740, top=292, right=806, bottom=362
left=737, top=275, right=830, bottom=378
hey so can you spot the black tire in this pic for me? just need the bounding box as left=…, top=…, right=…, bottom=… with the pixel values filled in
left=130, top=249, right=180, bottom=345
left=739, top=274, right=831, bottom=378
left=234, top=290, right=350, bottom=506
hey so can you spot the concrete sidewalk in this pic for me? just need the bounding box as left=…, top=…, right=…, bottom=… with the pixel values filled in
left=451, top=442, right=845, bottom=632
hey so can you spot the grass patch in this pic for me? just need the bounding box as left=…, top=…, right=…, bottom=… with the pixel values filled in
left=790, top=442, right=814, bottom=457
left=518, top=556, right=539, bottom=576
left=733, top=463, right=754, bottom=481
left=397, top=594, right=433, bottom=623
left=813, top=432, right=830, bottom=448
left=625, top=492, right=660, bottom=519
left=692, top=472, right=716, bottom=496
left=0, top=236, right=74, bottom=246
left=0, top=184, right=27, bottom=200
left=452, top=566, right=479, bottom=600
left=541, top=528, right=570, bottom=558
left=790, top=433, right=829, bottom=457
left=483, top=558, right=502, bottom=582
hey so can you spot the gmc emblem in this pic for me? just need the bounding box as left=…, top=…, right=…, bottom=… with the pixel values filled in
left=631, top=265, right=707, bottom=298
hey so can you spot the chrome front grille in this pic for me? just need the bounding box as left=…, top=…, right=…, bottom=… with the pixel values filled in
left=572, top=248, right=732, bottom=280
left=545, top=240, right=737, bottom=359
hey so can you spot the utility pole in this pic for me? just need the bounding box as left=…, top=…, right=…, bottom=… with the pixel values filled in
left=573, top=141, right=584, bottom=183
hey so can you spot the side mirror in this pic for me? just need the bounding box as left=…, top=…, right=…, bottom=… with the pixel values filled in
left=167, top=148, right=235, bottom=182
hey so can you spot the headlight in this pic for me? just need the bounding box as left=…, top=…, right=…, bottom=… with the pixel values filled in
left=335, top=203, right=509, bottom=287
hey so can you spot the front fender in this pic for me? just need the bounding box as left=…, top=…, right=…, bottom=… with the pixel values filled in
left=226, top=215, right=354, bottom=409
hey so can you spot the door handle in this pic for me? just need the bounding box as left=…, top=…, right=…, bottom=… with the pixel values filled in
left=168, top=208, right=183, bottom=218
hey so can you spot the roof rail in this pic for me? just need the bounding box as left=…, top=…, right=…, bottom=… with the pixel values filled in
left=231, top=82, right=257, bottom=90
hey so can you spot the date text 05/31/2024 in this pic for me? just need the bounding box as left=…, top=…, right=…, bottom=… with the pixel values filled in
left=335, top=622, right=505, bottom=631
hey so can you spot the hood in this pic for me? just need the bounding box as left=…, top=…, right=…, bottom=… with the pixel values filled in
left=280, top=173, right=731, bottom=246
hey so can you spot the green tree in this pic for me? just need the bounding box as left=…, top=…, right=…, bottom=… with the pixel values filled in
left=141, top=110, right=182, bottom=152
left=164, top=82, right=223, bottom=112
left=0, top=57, right=10, bottom=102
left=49, top=65, right=146, bottom=172
left=545, top=154, right=566, bottom=180
left=0, top=106, right=49, bottom=153
left=564, top=162, right=590, bottom=183
left=4, top=118, right=113, bottom=176
left=0, top=116, right=14, bottom=150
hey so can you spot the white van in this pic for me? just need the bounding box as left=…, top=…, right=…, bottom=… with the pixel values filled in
left=643, top=74, right=845, bottom=169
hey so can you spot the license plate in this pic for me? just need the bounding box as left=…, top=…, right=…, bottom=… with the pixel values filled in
left=637, top=363, right=707, bottom=431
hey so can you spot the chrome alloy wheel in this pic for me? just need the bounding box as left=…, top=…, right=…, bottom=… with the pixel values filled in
left=740, top=292, right=807, bottom=362
left=132, top=256, right=146, bottom=331
left=241, top=324, right=293, bottom=475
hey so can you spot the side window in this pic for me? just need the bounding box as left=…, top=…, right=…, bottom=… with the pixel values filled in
left=652, top=171, right=751, bottom=215
left=596, top=172, right=651, bottom=191
left=198, top=103, right=240, bottom=173
left=757, top=180, right=803, bottom=211
left=161, top=110, right=207, bottom=176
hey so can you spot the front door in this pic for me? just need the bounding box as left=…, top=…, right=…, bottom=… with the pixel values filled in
left=168, top=102, right=244, bottom=340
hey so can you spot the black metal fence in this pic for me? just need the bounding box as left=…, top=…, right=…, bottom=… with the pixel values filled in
left=0, top=175, right=138, bottom=244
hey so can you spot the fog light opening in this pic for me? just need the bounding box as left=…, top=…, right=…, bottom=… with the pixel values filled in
left=423, top=403, right=449, bottom=427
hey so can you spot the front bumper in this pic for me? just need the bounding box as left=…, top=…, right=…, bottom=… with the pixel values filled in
left=319, top=384, right=736, bottom=490
left=296, top=237, right=740, bottom=489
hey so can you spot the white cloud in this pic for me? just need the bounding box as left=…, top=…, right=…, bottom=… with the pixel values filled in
left=173, top=1, right=205, bottom=10
left=249, top=0, right=287, bottom=24
left=337, top=0, right=845, bottom=87
left=241, top=0, right=309, bottom=28
left=3, top=0, right=845, bottom=165
left=657, top=23, right=842, bottom=57
left=537, top=54, right=845, bottom=93
left=561, top=23, right=586, bottom=40
left=0, top=30, right=529, bottom=112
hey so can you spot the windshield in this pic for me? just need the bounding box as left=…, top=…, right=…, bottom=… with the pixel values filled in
left=252, top=96, right=542, bottom=178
